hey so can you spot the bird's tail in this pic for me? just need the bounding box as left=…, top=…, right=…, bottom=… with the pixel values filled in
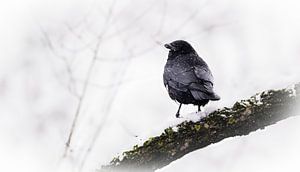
left=191, top=90, right=220, bottom=101
left=209, top=93, right=220, bottom=101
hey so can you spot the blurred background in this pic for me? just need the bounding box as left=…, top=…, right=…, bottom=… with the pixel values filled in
left=0, top=0, right=300, bottom=171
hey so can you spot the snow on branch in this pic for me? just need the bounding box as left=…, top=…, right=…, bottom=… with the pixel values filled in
left=100, top=83, right=300, bottom=172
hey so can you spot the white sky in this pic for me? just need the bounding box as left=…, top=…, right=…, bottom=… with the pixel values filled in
left=0, top=0, right=300, bottom=172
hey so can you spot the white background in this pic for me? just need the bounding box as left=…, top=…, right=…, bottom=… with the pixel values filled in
left=0, top=0, right=300, bottom=172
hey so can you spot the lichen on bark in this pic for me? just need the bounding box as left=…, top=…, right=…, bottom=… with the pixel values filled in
left=100, top=83, right=299, bottom=172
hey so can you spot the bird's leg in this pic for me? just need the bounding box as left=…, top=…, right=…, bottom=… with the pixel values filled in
left=176, top=103, right=182, bottom=118
left=198, top=105, right=201, bottom=112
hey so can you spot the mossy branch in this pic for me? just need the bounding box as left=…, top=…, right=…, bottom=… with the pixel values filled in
left=100, top=83, right=300, bottom=172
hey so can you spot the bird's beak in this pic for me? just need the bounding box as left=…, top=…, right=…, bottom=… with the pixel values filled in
left=164, top=43, right=175, bottom=51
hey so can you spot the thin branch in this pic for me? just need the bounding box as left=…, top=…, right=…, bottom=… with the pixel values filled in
left=78, top=20, right=135, bottom=172
left=95, top=44, right=156, bottom=62
left=95, top=1, right=209, bottom=63
left=62, top=40, right=99, bottom=157
left=103, top=0, right=157, bottom=40
left=63, top=0, right=116, bottom=158
left=38, top=24, right=80, bottom=98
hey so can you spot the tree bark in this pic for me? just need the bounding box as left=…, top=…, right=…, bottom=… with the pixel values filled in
left=100, top=83, right=300, bottom=172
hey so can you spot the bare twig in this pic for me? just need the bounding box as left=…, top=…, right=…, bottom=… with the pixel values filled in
left=103, top=0, right=157, bottom=40
left=78, top=19, right=135, bottom=171
left=38, top=24, right=80, bottom=98
left=63, top=0, right=116, bottom=158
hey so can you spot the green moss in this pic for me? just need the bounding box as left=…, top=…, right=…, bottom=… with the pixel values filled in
left=194, top=124, right=201, bottom=131
left=158, top=141, right=164, bottom=147
left=164, top=127, right=174, bottom=135
left=102, top=83, right=299, bottom=172
left=228, top=117, right=237, bottom=124
left=143, top=137, right=155, bottom=146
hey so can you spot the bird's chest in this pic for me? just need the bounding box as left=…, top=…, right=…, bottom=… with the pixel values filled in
left=165, top=57, right=194, bottom=73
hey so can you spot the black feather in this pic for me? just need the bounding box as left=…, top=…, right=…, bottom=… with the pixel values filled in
left=163, top=40, right=220, bottom=117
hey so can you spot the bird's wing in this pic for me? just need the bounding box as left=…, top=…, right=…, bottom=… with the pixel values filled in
left=163, top=66, right=196, bottom=92
left=194, top=65, right=214, bottom=83
left=164, top=64, right=212, bottom=90
left=190, top=65, right=220, bottom=100
left=189, top=65, right=214, bottom=92
left=164, top=64, right=220, bottom=100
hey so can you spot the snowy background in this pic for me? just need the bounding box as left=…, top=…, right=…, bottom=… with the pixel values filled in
left=0, top=0, right=300, bottom=172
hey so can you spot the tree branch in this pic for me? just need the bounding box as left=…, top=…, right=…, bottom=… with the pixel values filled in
left=100, top=83, right=300, bottom=172
left=63, top=0, right=116, bottom=158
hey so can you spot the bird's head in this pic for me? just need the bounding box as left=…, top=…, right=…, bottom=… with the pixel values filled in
left=164, top=40, right=196, bottom=55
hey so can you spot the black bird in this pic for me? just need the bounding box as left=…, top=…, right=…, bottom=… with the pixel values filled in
left=163, top=40, right=220, bottom=118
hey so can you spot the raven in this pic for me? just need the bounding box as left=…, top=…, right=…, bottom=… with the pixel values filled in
left=163, top=40, right=220, bottom=118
